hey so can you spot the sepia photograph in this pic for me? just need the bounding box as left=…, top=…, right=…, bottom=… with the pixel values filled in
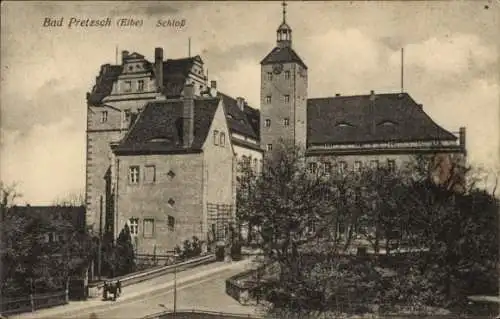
left=1, top=1, right=499, bottom=318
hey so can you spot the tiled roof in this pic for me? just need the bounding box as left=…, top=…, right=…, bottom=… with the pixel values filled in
left=162, top=56, right=201, bottom=98
left=87, top=65, right=123, bottom=104
left=307, top=93, right=457, bottom=145
left=218, top=93, right=259, bottom=140
left=261, top=46, right=307, bottom=69
left=113, top=98, right=219, bottom=154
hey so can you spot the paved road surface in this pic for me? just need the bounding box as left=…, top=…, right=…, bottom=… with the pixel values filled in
left=12, top=260, right=261, bottom=319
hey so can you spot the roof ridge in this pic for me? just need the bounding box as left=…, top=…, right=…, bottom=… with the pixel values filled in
left=308, top=92, right=409, bottom=100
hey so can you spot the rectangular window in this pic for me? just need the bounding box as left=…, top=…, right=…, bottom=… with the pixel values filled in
left=370, top=160, right=380, bottom=170
left=143, top=218, right=154, bottom=238
left=267, top=72, right=273, bottom=80
left=144, top=165, right=156, bottom=184
left=213, top=130, right=219, bottom=145
left=129, top=218, right=139, bottom=236
left=124, top=80, right=132, bottom=92
left=265, top=119, right=271, bottom=127
left=285, top=71, right=290, bottom=79
left=101, top=111, right=108, bottom=123
left=137, top=79, right=145, bottom=92
left=266, top=144, right=273, bottom=151
left=220, top=132, right=225, bottom=146
left=266, top=95, right=271, bottom=104
left=324, top=161, right=332, bottom=173
left=283, top=118, right=290, bottom=126
left=168, top=215, right=175, bottom=231
left=308, top=162, right=317, bottom=174
left=339, top=161, right=347, bottom=174
left=129, top=166, right=140, bottom=184
left=284, top=95, right=290, bottom=103
left=387, top=159, right=396, bottom=172
left=354, top=161, right=362, bottom=172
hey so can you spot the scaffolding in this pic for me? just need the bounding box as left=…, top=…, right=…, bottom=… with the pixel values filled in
left=207, top=203, right=234, bottom=242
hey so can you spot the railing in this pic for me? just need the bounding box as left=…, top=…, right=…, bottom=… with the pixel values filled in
left=0, top=290, right=68, bottom=316
left=141, top=308, right=263, bottom=319
left=88, top=254, right=215, bottom=294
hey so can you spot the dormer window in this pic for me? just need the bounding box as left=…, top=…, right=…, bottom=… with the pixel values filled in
left=124, top=80, right=132, bottom=92
left=336, top=121, right=354, bottom=128
left=101, top=111, right=108, bottom=123
left=378, top=120, right=397, bottom=126
left=284, top=71, right=290, bottom=79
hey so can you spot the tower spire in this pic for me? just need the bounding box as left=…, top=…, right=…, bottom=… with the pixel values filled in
left=277, top=1, right=292, bottom=48
left=282, top=1, right=287, bottom=23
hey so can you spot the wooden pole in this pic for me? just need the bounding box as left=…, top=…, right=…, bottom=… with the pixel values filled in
left=98, top=195, right=103, bottom=280
left=401, top=47, right=404, bottom=93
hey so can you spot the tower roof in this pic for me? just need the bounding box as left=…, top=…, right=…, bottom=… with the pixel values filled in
left=260, top=46, right=307, bottom=69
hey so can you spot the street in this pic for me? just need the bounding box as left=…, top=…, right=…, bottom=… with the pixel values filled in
left=12, top=260, right=260, bottom=319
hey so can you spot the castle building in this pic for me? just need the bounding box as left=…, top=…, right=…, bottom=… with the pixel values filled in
left=85, top=3, right=465, bottom=254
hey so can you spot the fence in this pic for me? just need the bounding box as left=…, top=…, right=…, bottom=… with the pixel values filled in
left=135, top=251, right=177, bottom=270
left=0, top=290, right=68, bottom=316
left=142, top=309, right=263, bottom=319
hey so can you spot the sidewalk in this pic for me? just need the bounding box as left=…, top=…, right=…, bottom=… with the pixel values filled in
left=10, top=259, right=255, bottom=319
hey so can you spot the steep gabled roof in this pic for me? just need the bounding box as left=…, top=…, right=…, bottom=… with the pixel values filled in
left=162, top=56, right=201, bottom=98
left=218, top=93, right=259, bottom=140
left=87, top=65, right=123, bottom=104
left=307, top=93, right=457, bottom=145
left=113, top=98, right=219, bottom=155
left=261, top=46, right=307, bottom=69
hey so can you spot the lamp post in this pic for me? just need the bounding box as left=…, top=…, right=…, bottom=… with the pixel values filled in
left=173, top=253, right=178, bottom=315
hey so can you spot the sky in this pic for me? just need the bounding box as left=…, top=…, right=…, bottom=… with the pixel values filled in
left=1, top=1, right=499, bottom=204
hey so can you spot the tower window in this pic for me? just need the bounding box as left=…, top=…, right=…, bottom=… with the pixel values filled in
left=264, top=119, right=271, bottom=127
left=267, top=144, right=273, bottom=151
left=284, top=95, right=290, bottom=103
left=137, top=79, right=145, bottom=92
left=266, top=95, right=272, bottom=104
left=213, top=130, right=219, bottom=145
left=285, top=71, right=290, bottom=79
left=267, top=72, right=273, bottom=80
left=129, top=166, right=140, bottom=184
left=101, top=111, right=108, bottom=123
left=283, top=118, right=290, bottom=126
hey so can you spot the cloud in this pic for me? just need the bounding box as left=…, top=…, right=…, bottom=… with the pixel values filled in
left=0, top=118, right=85, bottom=205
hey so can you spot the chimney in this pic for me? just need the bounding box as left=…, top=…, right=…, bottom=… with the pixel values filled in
left=459, top=127, right=466, bottom=151
left=236, top=97, right=245, bottom=111
left=121, top=50, right=129, bottom=64
left=209, top=80, right=217, bottom=97
left=369, top=90, right=376, bottom=101
left=155, top=47, right=164, bottom=93
left=335, top=93, right=341, bottom=97
left=183, top=84, right=195, bottom=148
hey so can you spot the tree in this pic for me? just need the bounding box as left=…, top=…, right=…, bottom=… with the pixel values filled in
left=112, top=224, right=136, bottom=276
left=237, top=140, right=355, bottom=316
left=53, top=191, right=85, bottom=207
